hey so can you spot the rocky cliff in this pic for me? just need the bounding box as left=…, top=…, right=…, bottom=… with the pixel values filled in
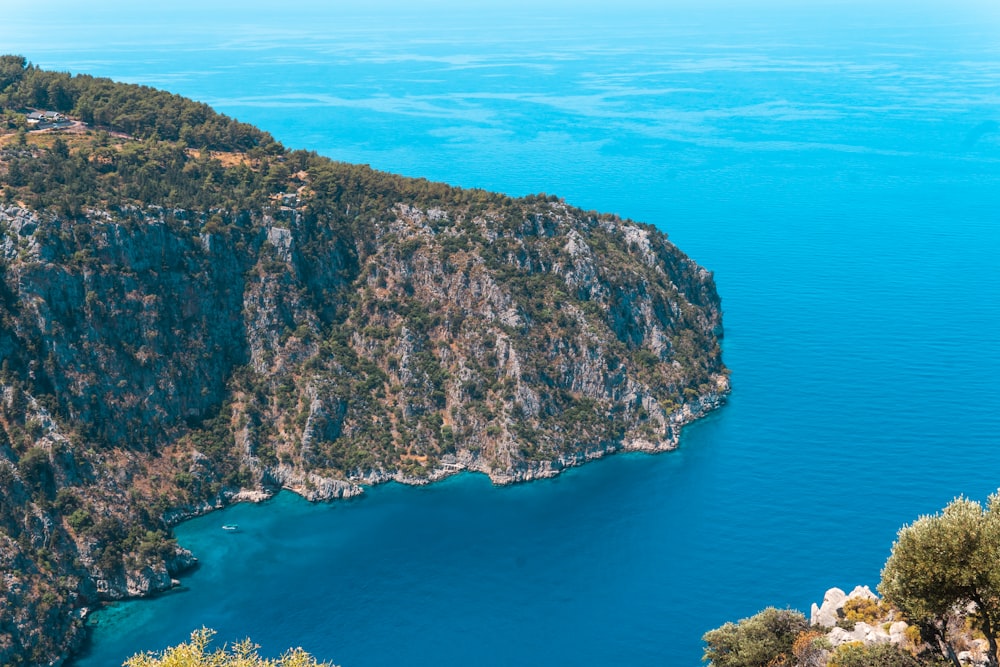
left=0, top=57, right=728, bottom=665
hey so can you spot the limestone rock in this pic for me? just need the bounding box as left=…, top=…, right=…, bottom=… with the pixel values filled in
left=811, top=587, right=847, bottom=627
left=810, top=584, right=880, bottom=628
left=888, top=620, right=910, bottom=645
left=848, top=584, right=878, bottom=601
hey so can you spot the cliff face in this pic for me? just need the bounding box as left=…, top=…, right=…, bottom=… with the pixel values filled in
left=0, top=194, right=727, bottom=664
left=0, top=60, right=727, bottom=666
left=1, top=194, right=727, bottom=485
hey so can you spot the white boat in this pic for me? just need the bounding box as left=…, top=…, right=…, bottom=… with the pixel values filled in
left=221, top=524, right=239, bottom=532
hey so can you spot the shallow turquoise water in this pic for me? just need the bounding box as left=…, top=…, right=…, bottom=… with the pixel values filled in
left=4, top=2, right=1000, bottom=665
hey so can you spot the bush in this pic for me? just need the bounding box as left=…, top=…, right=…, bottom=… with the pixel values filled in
left=54, top=488, right=78, bottom=514
left=792, top=629, right=831, bottom=667
left=18, top=446, right=53, bottom=495
left=125, top=628, right=336, bottom=667
left=842, top=596, right=884, bottom=624
left=66, top=508, right=93, bottom=531
left=828, top=641, right=922, bottom=667
left=702, top=607, right=808, bottom=667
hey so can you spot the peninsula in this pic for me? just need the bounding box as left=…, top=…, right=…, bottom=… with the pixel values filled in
left=0, top=55, right=728, bottom=665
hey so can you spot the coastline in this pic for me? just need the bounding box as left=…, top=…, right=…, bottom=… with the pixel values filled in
left=70, top=379, right=729, bottom=664
left=166, top=374, right=730, bottom=511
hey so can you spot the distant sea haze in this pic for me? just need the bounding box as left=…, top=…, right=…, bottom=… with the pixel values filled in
left=4, top=2, right=998, bottom=665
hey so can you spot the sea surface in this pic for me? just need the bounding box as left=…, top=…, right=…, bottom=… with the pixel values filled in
left=3, top=2, right=1000, bottom=665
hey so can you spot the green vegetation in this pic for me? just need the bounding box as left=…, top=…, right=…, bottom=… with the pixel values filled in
left=704, top=493, right=1000, bottom=667
left=125, top=628, right=335, bottom=667
left=791, top=630, right=831, bottom=667
left=0, top=55, right=273, bottom=151
left=702, top=607, right=809, bottom=667
left=880, top=495, right=1000, bottom=667
left=840, top=596, right=884, bottom=625
left=827, top=643, right=923, bottom=667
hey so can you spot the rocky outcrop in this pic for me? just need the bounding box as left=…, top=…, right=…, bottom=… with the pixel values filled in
left=0, top=86, right=728, bottom=664
left=267, top=465, right=364, bottom=501
left=811, top=586, right=909, bottom=646
left=807, top=585, right=992, bottom=667
left=810, top=585, right=869, bottom=628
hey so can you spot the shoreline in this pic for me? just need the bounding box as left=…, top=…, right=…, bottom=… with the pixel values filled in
left=165, top=379, right=730, bottom=518
left=68, top=379, right=729, bottom=666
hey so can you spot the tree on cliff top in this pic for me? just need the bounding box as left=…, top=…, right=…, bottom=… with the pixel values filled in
left=879, top=494, right=1000, bottom=667
left=125, top=628, right=336, bottom=667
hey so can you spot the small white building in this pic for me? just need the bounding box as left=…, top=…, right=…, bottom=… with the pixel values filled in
left=26, top=110, right=65, bottom=126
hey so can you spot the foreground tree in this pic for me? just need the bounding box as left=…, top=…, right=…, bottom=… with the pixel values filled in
left=702, top=607, right=808, bottom=666
left=879, top=495, right=1000, bottom=667
left=125, top=628, right=336, bottom=667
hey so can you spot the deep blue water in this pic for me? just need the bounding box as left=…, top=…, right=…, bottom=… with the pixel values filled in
left=3, top=2, right=1000, bottom=665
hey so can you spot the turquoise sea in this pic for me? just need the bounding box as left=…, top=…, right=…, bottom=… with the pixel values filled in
left=4, top=1, right=1000, bottom=665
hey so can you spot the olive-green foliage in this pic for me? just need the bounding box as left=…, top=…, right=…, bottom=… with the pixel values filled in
left=879, top=494, right=1000, bottom=666
left=828, top=642, right=923, bottom=667
left=0, top=55, right=274, bottom=152
left=702, top=607, right=808, bottom=667
left=1, top=132, right=273, bottom=215
left=0, top=55, right=290, bottom=216
left=125, top=628, right=336, bottom=667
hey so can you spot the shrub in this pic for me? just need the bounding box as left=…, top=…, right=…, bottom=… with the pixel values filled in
left=842, top=596, right=884, bottom=624
left=828, top=641, right=922, bottom=667
left=125, top=628, right=336, bottom=666
left=66, top=508, right=93, bottom=532
left=791, top=630, right=831, bottom=667
left=702, top=607, right=808, bottom=667
left=18, top=446, right=53, bottom=495
left=903, top=624, right=923, bottom=646
left=54, top=488, right=78, bottom=514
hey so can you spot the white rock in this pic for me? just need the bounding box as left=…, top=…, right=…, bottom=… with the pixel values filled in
left=859, top=621, right=891, bottom=644
left=889, top=621, right=909, bottom=645
left=847, top=584, right=879, bottom=601
left=824, top=587, right=848, bottom=606
left=827, top=627, right=854, bottom=647
left=811, top=587, right=847, bottom=627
